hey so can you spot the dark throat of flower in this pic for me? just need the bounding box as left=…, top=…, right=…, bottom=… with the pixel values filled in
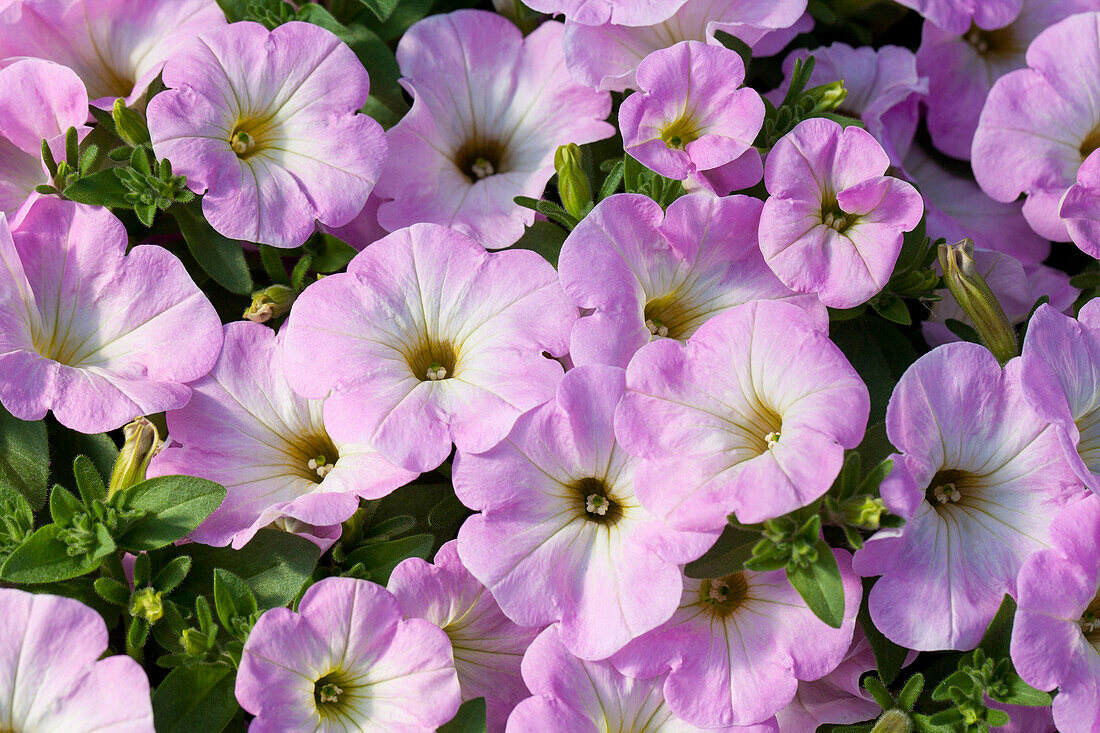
left=295, top=431, right=340, bottom=483
left=570, top=476, right=624, bottom=526
left=314, top=669, right=358, bottom=721
left=407, top=338, right=459, bottom=383
left=454, top=137, right=508, bottom=182
left=697, top=572, right=751, bottom=618
left=924, top=468, right=980, bottom=513
left=820, top=198, right=859, bottom=234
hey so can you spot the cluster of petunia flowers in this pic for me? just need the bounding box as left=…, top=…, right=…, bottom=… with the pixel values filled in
left=5, top=0, right=1100, bottom=731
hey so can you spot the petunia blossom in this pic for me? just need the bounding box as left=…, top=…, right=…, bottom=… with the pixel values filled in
left=1060, top=150, right=1100, bottom=258
left=148, top=21, right=386, bottom=247
left=149, top=321, right=415, bottom=550
left=972, top=12, right=1100, bottom=241
left=563, top=0, right=808, bottom=92
left=558, top=192, right=825, bottom=369
left=237, top=576, right=461, bottom=732
left=922, top=248, right=1077, bottom=348
left=455, top=365, right=717, bottom=661
left=388, top=541, right=539, bottom=732
left=1019, top=301, right=1100, bottom=494
left=773, top=43, right=927, bottom=166
left=892, top=0, right=1021, bottom=34
left=903, top=145, right=1049, bottom=264
left=523, top=0, right=686, bottom=26
left=853, top=342, right=1085, bottom=651
left=375, top=10, right=612, bottom=249
left=0, top=57, right=88, bottom=224
left=0, top=0, right=225, bottom=106
left=1011, top=494, right=1100, bottom=733
left=0, top=198, right=221, bottom=434
left=615, top=299, right=869, bottom=533
left=775, top=633, right=882, bottom=731
left=282, top=223, right=576, bottom=474
left=611, top=553, right=861, bottom=728
left=0, top=587, right=154, bottom=732
left=916, top=0, right=1100, bottom=160
left=508, top=626, right=776, bottom=732
left=620, top=42, right=764, bottom=188
left=759, top=118, right=923, bottom=309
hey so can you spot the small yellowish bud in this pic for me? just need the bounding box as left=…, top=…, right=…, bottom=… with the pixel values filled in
left=130, top=587, right=164, bottom=623
left=112, top=98, right=150, bottom=147
left=938, top=239, right=1018, bottom=365
left=841, top=496, right=887, bottom=530
left=804, top=81, right=848, bottom=116
left=243, top=284, right=296, bottom=323
left=108, top=417, right=161, bottom=499
left=554, top=143, right=592, bottom=220
left=871, top=709, right=914, bottom=733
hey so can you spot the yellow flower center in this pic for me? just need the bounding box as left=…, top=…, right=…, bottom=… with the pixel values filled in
left=660, top=114, right=703, bottom=150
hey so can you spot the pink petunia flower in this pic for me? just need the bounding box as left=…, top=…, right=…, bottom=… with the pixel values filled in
left=148, top=21, right=386, bottom=248
left=759, top=118, right=924, bottom=309
left=149, top=321, right=415, bottom=550
left=558, top=192, right=825, bottom=368
left=236, top=576, right=461, bottom=732
left=853, top=342, right=1085, bottom=651
left=0, top=198, right=221, bottom=433
left=903, top=145, right=1049, bottom=264
left=610, top=553, right=861, bottom=728
left=1012, top=494, right=1100, bottom=733
left=0, top=58, right=88, bottom=223
left=615, top=300, right=869, bottom=533
left=0, top=587, right=154, bottom=731
left=893, top=0, right=1021, bottom=34
left=455, top=365, right=716, bottom=661
left=523, top=0, right=686, bottom=26
left=773, top=43, right=927, bottom=166
left=620, top=42, right=764, bottom=188
left=972, top=12, right=1100, bottom=241
left=389, top=541, right=539, bottom=732
left=1060, top=150, right=1100, bottom=257
left=509, top=626, right=775, bottom=732
left=563, top=0, right=808, bottom=92
left=0, top=0, right=225, bottom=106
left=375, top=10, right=612, bottom=250
left=1020, top=301, right=1100, bottom=494
left=916, top=0, right=1099, bottom=160
left=282, top=223, right=576, bottom=474
left=775, top=632, right=882, bottom=731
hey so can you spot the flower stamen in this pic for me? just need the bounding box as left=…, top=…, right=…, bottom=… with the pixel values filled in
left=645, top=318, right=669, bottom=338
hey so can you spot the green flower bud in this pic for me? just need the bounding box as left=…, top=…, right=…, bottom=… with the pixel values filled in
left=938, top=239, right=1018, bottom=365
left=112, top=98, right=151, bottom=147
left=554, top=143, right=592, bottom=220
left=871, top=709, right=914, bottom=733
left=841, top=496, right=887, bottom=530
left=108, top=417, right=161, bottom=499
left=803, top=81, right=848, bottom=116
left=129, top=587, right=164, bottom=623
left=243, top=284, right=296, bottom=323
left=179, top=628, right=209, bottom=657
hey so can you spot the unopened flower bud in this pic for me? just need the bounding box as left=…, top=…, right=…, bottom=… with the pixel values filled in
left=554, top=143, right=592, bottom=220
left=938, top=239, right=1017, bottom=365
left=129, top=587, right=164, bottom=623
left=871, top=709, right=914, bottom=733
left=112, top=98, right=151, bottom=147
left=841, top=496, right=887, bottom=530
left=108, top=417, right=161, bottom=499
left=803, top=81, right=848, bottom=116
left=243, top=284, right=296, bottom=323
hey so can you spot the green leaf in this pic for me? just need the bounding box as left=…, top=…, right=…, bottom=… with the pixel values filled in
left=153, top=664, right=238, bottom=733
left=308, top=234, right=358, bottom=273
left=993, top=671, right=1053, bottom=707
left=115, top=475, right=227, bottom=552
left=94, top=576, right=131, bottom=606
left=897, top=673, right=925, bottom=710
left=786, top=542, right=845, bottom=628
left=0, top=405, right=48, bottom=509
left=49, top=485, right=84, bottom=525
left=356, top=0, right=400, bottom=22
left=154, top=556, right=193, bottom=595
left=427, top=493, right=468, bottom=530
left=438, top=697, right=487, bottom=733
left=73, top=455, right=107, bottom=507
left=63, top=169, right=133, bottom=208
left=214, top=0, right=248, bottom=21
left=213, top=568, right=259, bottom=632
left=345, top=533, right=433, bottom=585
left=685, top=524, right=760, bottom=579
left=513, top=220, right=568, bottom=268
left=859, top=579, right=909, bottom=684
left=1, top=524, right=112, bottom=583
left=170, top=200, right=253, bottom=295
left=871, top=296, right=911, bottom=326
left=176, top=529, right=321, bottom=609
left=977, top=594, right=1016, bottom=660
